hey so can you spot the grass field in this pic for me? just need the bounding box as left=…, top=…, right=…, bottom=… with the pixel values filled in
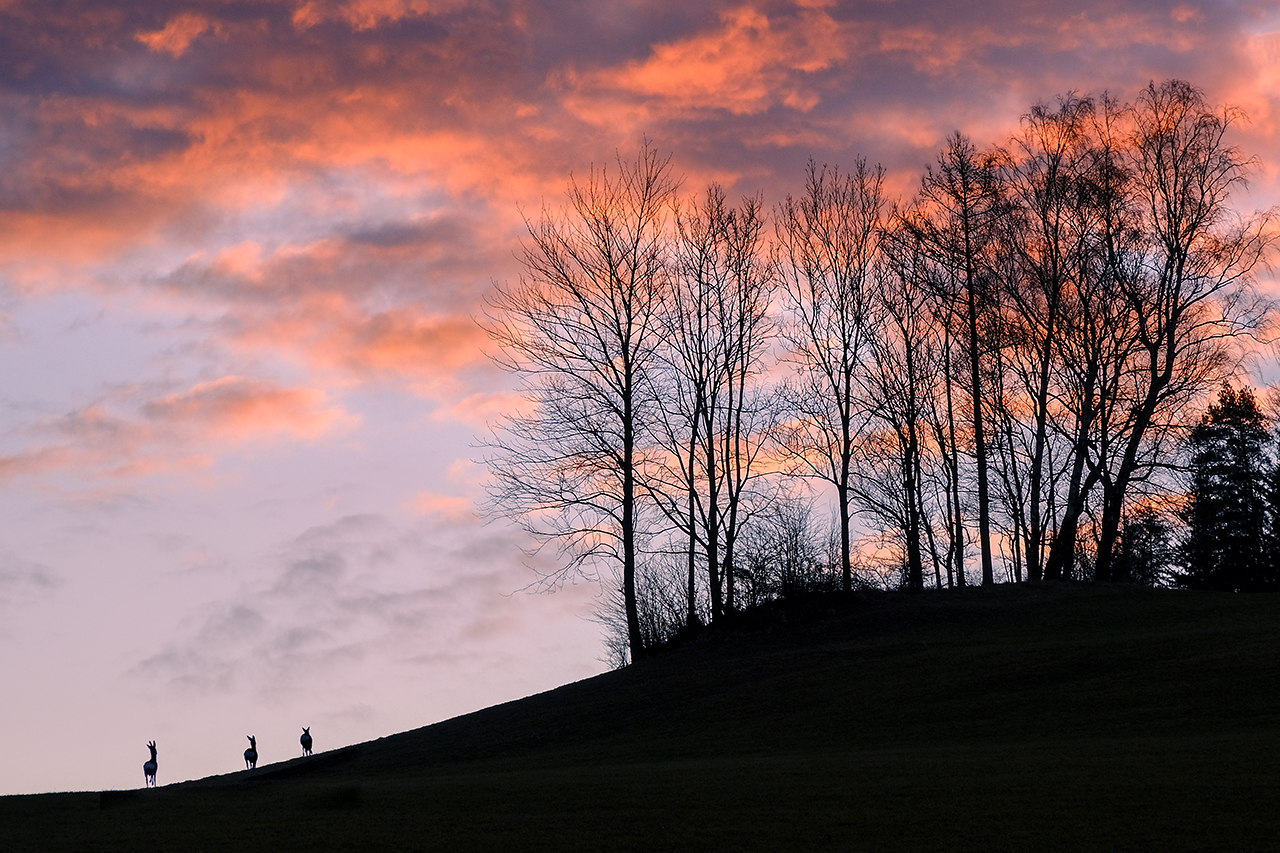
left=3, top=583, right=1278, bottom=851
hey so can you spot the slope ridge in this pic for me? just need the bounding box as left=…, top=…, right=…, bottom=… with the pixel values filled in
left=4, top=584, right=1279, bottom=852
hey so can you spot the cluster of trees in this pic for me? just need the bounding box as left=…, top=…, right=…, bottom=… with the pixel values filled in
left=482, top=80, right=1277, bottom=664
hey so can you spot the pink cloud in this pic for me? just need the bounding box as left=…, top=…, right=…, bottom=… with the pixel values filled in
left=291, top=0, right=453, bottom=31
left=586, top=5, right=855, bottom=116
left=142, top=376, right=355, bottom=442
left=0, top=377, right=354, bottom=484
left=219, top=295, right=496, bottom=397
left=135, top=12, right=213, bottom=57
left=445, top=391, right=532, bottom=426
left=407, top=490, right=475, bottom=521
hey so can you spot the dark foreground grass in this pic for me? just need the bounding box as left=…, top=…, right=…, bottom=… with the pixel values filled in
left=4, top=583, right=1279, bottom=851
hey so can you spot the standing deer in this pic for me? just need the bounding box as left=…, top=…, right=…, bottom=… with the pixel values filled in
left=243, top=735, right=258, bottom=770
left=143, top=741, right=157, bottom=788
left=300, top=727, right=312, bottom=756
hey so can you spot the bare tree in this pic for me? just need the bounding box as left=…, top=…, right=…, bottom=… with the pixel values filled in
left=482, top=145, right=678, bottom=661
left=911, top=133, right=1008, bottom=587
left=645, top=187, right=720, bottom=628
left=737, top=492, right=833, bottom=601
left=861, top=219, right=947, bottom=590
left=994, top=94, right=1098, bottom=582
left=1042, top=93, right=1145, bottom=582
left=775, top=159, right=885, bottom=593
left=644, top=185, right=778, bottom=624
left=709, top=193, right=779, bottom=614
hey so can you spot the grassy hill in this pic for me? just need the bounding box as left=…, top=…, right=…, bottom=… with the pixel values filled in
left=4, top=583, right=1279, bottom=852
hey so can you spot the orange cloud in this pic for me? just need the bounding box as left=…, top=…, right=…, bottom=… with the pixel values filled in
left=1227, top=29, right=1280, bottom=142
left=407, top=490, right=475, bottom=521
left=565, top=5, right=851, bottom=122
left=291, top=0, right=458, bottom=31
left=234, top=298, right=496, bottom=396
left=0, top=377, right=354, bottom=484
left=143, top=376, right=355, bottom=442
left=345, top=311, right=486, bottom=374
left=136, top=12, right=213, bottom=57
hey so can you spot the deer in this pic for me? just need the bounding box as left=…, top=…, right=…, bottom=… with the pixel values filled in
left=243, top=735, right=258, bottom=770
left=143, top=741, right=157, bottom=788
left=300, top=727, right=312, bottom=756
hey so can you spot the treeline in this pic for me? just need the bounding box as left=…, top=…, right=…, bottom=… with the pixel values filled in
left=482, top=80, right=1277, bottom=664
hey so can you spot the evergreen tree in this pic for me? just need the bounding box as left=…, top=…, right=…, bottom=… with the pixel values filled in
left=1113, top=508, right=1175, bottom=586
left=1176, top=386, right=1274, bottom=592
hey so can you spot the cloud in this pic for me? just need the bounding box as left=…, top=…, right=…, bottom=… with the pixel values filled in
left=148, top=209, right=507, bottom=399
left=142, top=376, right=353, bottom=442
left=407, top=490, right=475, bottom=521
left=130, top=511, right=537, bottom=696
left=196, top=603, right=267, bottom=646
left=2, top=0, right=1268, bottom=395
left=0, top=553, right=58, bottom=621
left=291, top=0, right=463, bottom=31
left=445, top=391, right=529, bottom=426
left=224, top=298, right=497, bottom=397
left=0, top=376, right=355, bottom=483
left=566, top=5, right=852, bottom=119
left=0, top=0, right=1274, bottom=501
left=136, top=12, right=213, bottom=57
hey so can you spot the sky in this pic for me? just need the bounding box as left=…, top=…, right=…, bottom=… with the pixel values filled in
left=0, top=0, right=1278, bottom=796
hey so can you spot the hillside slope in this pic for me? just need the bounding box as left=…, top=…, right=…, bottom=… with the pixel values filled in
left=3, top=583, right=1279, bottom=852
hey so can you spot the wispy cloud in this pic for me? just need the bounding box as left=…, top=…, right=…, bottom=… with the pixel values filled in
left=135, top=12, right=216, bottom=57
left=131, top=511, right=535, bottom=697
left=0, top=376, right=355, bottom=482
left=564, top=5, right=852, bottom=120
left=0, top=552, right=58, bottom=624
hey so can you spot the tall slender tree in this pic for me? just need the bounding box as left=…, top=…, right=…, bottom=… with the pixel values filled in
left=912, top=134, right=1007, bottom=587
left=648, top=185, right=776, bottom=623
left=482, top=145, right=678, bottom=661
left=861, top=221, right=945, bottom=590
left=997, top=95, right=1097, bottom=583
left=775, top=159, right=885, bottom=594
left=1041, top=93, right=1144, bottom=582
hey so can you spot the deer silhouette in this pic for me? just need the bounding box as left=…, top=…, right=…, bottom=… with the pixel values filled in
left=243, top=735, right=258, bottom=770
left=300, top=727, right=312, bottom=756
left=143, top=741, right=157, bottom=788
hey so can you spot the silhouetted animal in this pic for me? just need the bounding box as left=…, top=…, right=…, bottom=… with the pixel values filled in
left=143, top=741, right=157, bottom=788
left=300, top=727, right=312, bottom=756
left=243, top=735, right=258, bottom=770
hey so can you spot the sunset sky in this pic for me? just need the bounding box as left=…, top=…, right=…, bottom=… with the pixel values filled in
left=1, top=0, right=1278, bottom=795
